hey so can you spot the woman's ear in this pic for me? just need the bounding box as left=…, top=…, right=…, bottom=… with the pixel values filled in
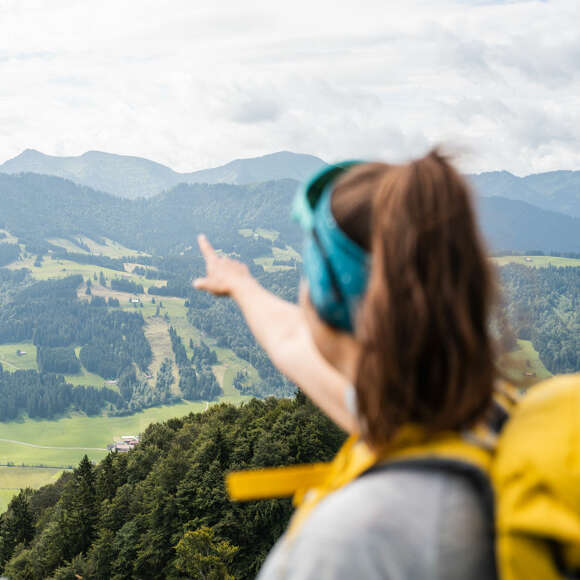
left=299, top=281, right=361, bottom=383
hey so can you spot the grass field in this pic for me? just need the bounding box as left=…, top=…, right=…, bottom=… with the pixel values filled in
left=47, top=238, right=90, bottom=255
left=0, top=399, right=209, bottom=511
left=492, top=256, right=580, bottom=268
left=500, top=339, right=552, bottom=389
left=46, top=236, right=148, bottom=260
left=0, top=343, right=110, bottom=389
left=254, top=246, right=301, bottom=272
left=143, top=317, right=180, bottom=393
left=0, top=467, right=65, bottom=512
left=238, top=228, right=279, bottom=241
left=78, top=236, right=148, bottom=259
left=8, top=256, right=161, bottom=293
left=0, top=489, right=18, bottom=513
left=0, top=401, right=208, bottom=467
left=0, top=229, right=19, bottom=244
left=66, top=348, right=111, bottom=389
left=0, top=343, right=37, bottom=372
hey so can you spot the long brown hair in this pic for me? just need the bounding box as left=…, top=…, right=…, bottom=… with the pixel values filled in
left=332, top=149, right=497, bottom=446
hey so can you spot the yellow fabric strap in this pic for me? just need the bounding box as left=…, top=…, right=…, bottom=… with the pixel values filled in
left=227, top=462, right=331, bottom=501
left=226, top=430, right=492, bottom=504
left=227, top=430, right=493, bottom=541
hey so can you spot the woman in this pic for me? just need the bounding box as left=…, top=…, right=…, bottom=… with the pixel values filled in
left=194, top=150, right=497, bottom=579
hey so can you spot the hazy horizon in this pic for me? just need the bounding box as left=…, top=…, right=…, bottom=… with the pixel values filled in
left=3, top=146, right=580, bottom=180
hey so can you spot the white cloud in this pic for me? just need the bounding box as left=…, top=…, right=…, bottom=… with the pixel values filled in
left=0, top=0, right=578, bottom=175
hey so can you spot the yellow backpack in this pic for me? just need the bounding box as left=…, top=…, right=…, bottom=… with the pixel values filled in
left=227, top=374, right=580, bottom=580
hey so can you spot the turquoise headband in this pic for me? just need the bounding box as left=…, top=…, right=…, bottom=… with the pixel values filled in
left=292, top=162, right=370, bottom=332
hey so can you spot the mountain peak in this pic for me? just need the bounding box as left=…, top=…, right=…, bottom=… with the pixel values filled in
left=184, top=151, right=326, bottom=185
left=0, top=149, right=327, bottom=198
left=15, top=148, right=45, bottom=159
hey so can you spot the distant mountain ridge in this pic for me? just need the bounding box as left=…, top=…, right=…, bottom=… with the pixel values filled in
left=0, top=172, right=578, bottom=255
left=468, top=170, right=580, bottom=217
left=0, top=149, right=326, bottom=199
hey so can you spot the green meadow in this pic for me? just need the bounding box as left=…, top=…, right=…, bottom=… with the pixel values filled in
left=0, top=229, right=19, bottom=244
left=0, top=401, right=214, bottom=511
left=47, top=236, right=148, bottom=259
left=500, top=339, right=552, bottom=389
left=8, top=255, right=160, bottom=291
left=0, top=401, right=208, bottom=467
left=238, top=227, right=279, bottom=241
left=0, top=343, right=110, bottom=389
left=0, top=467, right=64, bottom=512
left=492, top=256, right=580, bottom=268
left=0, top=343, right=37, bottom=372
left=254, top=245, right=301, bottom=272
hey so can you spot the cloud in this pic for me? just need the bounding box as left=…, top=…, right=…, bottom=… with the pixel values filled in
left=0, top=0, right=578, bottom=175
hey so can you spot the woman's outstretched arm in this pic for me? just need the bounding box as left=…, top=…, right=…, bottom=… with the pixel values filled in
left=193, top=234, right=357, bottom=434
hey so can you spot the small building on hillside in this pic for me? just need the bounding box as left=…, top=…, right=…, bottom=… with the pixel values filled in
left=108, top=435, right=140, bottom=453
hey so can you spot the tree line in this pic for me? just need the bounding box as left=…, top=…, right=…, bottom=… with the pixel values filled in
left=0, top=394, right=345, bottom=579
left=0, top=365, right=121, bottom=421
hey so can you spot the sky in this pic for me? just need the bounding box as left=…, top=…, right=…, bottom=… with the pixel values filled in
left=0, top=0, right=578, bottom=175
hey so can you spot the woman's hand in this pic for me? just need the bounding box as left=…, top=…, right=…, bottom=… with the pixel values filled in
left=193, top=233, right=357, bottom=435
left=193, top=234, right=253, bottom=297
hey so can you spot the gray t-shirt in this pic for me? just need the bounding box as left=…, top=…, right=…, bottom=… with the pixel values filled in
left=257, top=467, right=496, bottom=580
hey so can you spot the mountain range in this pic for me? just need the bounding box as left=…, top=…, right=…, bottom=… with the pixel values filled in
left=1, top=148, right=579, bottom=219
left=0, top=172, right=578, bottom=255
left=0, top=149, right=326, bottom=199
left=468, top=170, right=580, bottom=217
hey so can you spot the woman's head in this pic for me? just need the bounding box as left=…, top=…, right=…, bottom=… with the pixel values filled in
left=299, top=149, right=497, bottom=446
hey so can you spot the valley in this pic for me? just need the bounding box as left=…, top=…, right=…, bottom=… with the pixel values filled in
left=0, top=235, right=263, bottom=508
left=0, top=222, right=575, bottom=510
left=0, top=154, right=577, bottom=579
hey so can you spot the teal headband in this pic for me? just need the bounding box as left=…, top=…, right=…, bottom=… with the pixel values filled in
left=292, top=162, right=370, bottom=332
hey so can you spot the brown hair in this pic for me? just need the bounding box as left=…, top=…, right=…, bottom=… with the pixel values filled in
left=332, top=149, right=497, bottom=446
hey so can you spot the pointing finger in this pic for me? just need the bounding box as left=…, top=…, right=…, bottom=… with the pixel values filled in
left=197, top=234, right=216, bottom=263
left=193, top=277, right=208, bottom=290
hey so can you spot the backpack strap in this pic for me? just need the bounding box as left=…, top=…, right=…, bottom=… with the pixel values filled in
left=365, top=455, right=497, bottom=580
left=549, top=541, right=580, bottom=580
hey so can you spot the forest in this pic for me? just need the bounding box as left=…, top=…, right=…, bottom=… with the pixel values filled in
left=0, top=243, right=20, bottom=268
left=500, top=264, right=579, bottom=373
left=0, top=366, right=121, bottom=421
left=0, top=395, right=345, bottom=579
left=0, top=273, right=180, bottom=419
left=1, top=172, right=579, bottom=259
left=0, top=275, right=152, bottom=379
left=0, top=254, right=578, bottom=423
left=169, top=327, right=222, bottom=402
left=0, top=170, right=578, bottom=423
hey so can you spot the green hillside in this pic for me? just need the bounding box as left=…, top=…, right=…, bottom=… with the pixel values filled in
left=0, top=397, right=345, bottom=580
left=1, top=172, right=579, bottom=260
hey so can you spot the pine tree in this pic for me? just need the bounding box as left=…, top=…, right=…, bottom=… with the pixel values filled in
left=70, top=455, right=97, bottom=554
left=175, top=526, right=238, bottom=580
left=0, top=490, right=35, bottom=568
